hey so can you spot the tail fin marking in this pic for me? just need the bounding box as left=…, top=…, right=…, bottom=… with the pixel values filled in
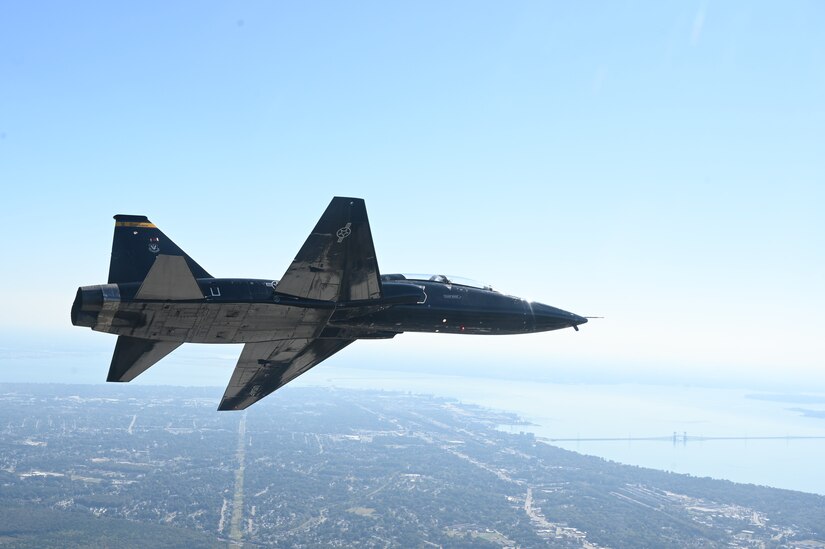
left=135, top=255, right=204, bottom=300
left=108, top=215, right=211, bottom=284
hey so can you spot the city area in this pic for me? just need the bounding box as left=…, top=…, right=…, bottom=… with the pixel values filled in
left=1, top=383, right=824, bottom=548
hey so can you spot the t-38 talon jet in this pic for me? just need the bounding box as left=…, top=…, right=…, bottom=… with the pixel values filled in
left=72, top=197, right=587, bottom=410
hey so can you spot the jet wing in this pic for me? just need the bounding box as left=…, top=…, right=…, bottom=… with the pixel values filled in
left=274, top=197, right=382, bottom=302
left=218, top=197, right=382, bottom=410
left=218, top=338, right=354, bottom=410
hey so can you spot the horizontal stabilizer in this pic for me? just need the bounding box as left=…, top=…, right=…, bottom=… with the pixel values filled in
left=108, top=336, right=182, bottom=382
left=135, top=255, right=204, bottom=300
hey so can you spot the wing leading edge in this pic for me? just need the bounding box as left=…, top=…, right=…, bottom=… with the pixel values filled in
left=219, top=197, right=383, bottom=410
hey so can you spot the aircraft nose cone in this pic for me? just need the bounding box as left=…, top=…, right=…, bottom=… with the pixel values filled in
left=530, top=302, right=588, bottom=332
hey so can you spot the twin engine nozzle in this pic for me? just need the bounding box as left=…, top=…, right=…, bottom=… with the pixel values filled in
left=71, top=285, right=133, bottom=329
left=71, top=286, right=105, bottom=328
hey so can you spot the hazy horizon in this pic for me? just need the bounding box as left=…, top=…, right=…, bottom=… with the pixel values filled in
left=2, top=330, right=823, bottom=394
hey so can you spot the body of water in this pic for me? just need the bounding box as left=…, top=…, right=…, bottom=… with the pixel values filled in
left=309, top=367, right=825, bottom=495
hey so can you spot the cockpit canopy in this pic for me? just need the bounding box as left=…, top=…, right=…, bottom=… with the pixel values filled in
left=381, top=273, right=496, bottom=292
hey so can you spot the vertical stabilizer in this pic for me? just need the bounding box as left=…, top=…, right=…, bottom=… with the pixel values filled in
left=108, top=215, right=211, bottom=284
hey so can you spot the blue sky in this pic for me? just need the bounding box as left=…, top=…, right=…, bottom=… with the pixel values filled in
left=1, top=2, right=823, bottom=390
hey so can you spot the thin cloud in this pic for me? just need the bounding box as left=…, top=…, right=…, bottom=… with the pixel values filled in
left=691, top=1, right=707, bottom=46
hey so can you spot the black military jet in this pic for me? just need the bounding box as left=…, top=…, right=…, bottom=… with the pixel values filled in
left=72, top=197, right=587, bottom=410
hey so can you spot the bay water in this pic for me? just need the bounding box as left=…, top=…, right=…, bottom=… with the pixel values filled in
left=308, top=367, right=825, bottom=495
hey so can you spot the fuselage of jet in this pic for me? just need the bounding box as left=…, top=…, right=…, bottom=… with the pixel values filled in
left=72, top=274, right=586, bottom=344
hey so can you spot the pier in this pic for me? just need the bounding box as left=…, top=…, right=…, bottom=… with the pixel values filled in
left=541, top=434, right=825, bottom=445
